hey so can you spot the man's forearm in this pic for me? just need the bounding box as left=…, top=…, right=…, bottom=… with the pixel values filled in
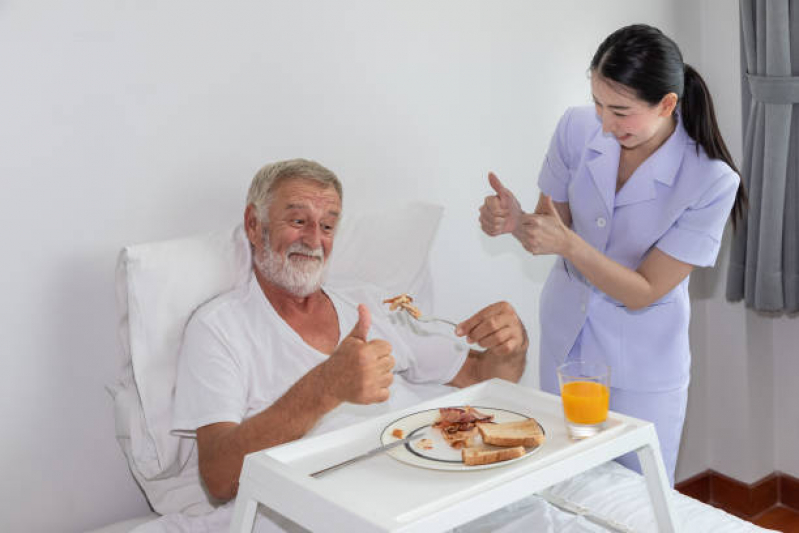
left=240, top=363, right=341, bottom=449
left=450, top=338, right=528, bottom=388
left=198, top=363, right=341, bottom=500
left=478, top=333, right=527, bottom=383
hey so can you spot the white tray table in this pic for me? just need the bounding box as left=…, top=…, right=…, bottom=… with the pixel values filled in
left=229, top=378, right=679, bottom=532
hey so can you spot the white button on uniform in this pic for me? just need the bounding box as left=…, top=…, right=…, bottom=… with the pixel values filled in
left=596, top=217, right=606, bottom=227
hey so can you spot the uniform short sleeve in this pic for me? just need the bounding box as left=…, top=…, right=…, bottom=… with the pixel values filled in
left=172, top=316, right=246, bottom=434
left=538, top=108, right=578, bottom=202
left=656, top=171, right=739, bottom=267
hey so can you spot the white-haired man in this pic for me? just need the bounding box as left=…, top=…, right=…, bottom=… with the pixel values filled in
left=167, top=159, right=528, bottom=531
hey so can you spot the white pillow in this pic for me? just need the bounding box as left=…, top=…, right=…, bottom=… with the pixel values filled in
left=110, top=202, right=443, bottom=515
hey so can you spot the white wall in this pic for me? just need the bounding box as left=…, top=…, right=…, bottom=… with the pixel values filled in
left=674, top=0, right=745, bottom=482
left=774, top=316, right=799, bottom=477
left=1, top=2, right=697, bottom=531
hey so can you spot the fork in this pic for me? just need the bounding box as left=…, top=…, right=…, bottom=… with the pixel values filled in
left=403, top=308, right=458, bottom=328
left=402, top=309, right=481, bottom=348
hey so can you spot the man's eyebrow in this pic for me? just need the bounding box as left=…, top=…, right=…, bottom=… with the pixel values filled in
left=284, top=203, right=341, bottom=218
left=592, top=94, right=630, bottom=110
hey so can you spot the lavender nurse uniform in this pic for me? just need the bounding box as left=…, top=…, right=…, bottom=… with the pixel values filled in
left=536, top=106, right=739, bottom=485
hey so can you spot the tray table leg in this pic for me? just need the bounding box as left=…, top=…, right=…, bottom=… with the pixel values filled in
left=636, top=440, right=680, bottom=532
left=229, top=481, right=258, bottom=533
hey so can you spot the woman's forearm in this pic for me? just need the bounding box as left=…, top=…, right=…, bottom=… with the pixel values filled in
left=561, top=230, right=656, bottom=310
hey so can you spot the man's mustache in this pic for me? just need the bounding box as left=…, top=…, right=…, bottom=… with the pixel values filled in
left=285, top=242, right=324, bottom=260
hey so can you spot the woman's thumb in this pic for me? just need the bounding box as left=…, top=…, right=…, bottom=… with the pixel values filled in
left=488, top=172, right=504, bottom=196
left=489, top=172, right=515, bottom=208
left=543, top=195, right=561, bottom=220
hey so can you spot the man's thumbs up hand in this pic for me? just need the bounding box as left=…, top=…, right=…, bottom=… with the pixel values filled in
left=480, top=172, right=523, bottom=236
left=322, top=304, right=394, bottom=405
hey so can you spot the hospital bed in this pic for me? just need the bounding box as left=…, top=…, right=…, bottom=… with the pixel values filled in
left=95, top=203, right=772, bottom=532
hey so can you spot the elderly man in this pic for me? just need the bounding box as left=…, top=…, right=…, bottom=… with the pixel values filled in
left=167, top=159, right=527, bottom=530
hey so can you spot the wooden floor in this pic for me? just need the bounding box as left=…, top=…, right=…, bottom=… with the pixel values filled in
left=675, top=470, right=799, bottom=532
left=751, top=506, right=799, bottom=532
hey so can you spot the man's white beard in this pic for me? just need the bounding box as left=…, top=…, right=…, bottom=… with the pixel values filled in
left=255, top=231, right=327, bottom=297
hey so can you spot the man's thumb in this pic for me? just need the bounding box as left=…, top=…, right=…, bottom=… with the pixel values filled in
left=347, top=304, right=371, bottom=341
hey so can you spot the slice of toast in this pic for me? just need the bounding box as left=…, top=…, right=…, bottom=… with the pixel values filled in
left=477, top=419, right=545, bottom=448
left=462, top=445, right=526, bottom=466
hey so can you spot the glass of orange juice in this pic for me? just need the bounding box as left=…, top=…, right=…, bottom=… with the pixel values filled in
left=557, top=360, right=610, bottom=439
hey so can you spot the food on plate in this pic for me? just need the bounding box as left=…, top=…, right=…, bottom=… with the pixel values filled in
left=383, top=293, right=422, bottom=319
left=432, top=406, right=495, bottom=449
left=462, top=445, right=526, bottom=466
left=477, top=419, right=545, bottom=448
left=416, top=438, right=434, bottom=450
left=391, top=428, right=404, bottom=439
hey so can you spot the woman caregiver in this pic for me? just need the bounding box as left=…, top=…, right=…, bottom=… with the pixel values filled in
left=479, top=24, right=745, bottom=485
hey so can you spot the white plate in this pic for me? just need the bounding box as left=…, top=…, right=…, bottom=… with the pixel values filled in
left=379, top=406, right=545, bottom=471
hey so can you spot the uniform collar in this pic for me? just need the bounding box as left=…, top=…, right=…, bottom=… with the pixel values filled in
left=586, top=113, right=689, bottom=213
left=586, top=127, right=621, bottom=216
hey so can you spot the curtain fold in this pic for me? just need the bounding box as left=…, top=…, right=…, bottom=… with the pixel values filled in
left=727, top=0, right=799, bottom=312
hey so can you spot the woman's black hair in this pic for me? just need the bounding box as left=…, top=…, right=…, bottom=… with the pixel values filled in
left=591, top=24, right=746, bottom=227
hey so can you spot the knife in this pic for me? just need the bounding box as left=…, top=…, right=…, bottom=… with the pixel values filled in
left=310, top=433, right=423, bottom=478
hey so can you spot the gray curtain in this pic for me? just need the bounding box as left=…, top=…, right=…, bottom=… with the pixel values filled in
left=727, top=0, right=799, bottom=312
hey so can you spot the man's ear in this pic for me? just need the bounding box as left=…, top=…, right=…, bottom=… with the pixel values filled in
left=243, top=204, right=260, bottom=245
left=659, top=92, right=678, bottom=117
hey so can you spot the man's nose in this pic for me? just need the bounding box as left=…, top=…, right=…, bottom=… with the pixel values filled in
left=302, top=223, right=323, bottom=248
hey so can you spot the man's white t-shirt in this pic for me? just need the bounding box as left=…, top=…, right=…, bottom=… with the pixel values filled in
left=173, top=275, right=469, bottom=438
left=139, top=277, right=549, bottom=533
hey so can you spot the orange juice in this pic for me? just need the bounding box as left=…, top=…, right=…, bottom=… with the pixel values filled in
left=561, top=381, right=610, bottom=424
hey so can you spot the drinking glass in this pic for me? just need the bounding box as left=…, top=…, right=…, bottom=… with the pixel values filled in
left=557, top=360, right=610, bottom=439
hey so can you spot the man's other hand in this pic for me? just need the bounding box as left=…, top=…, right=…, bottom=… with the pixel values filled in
left=322, top=304, right=394, bottom=404
left=456, top=301, right=526, bottom=358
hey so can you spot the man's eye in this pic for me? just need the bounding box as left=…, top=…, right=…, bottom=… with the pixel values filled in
left=292, top=219, right=305, bottom=226
left=614, top=112, right=627, bottom=117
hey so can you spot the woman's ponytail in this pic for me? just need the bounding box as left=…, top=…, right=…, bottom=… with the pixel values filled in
left=681, top=64, right=747, bottom=227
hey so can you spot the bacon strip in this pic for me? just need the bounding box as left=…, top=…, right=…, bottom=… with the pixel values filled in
left=383, top=293, right=422, bottom=319
left=433, top=406, right=495, bottom=433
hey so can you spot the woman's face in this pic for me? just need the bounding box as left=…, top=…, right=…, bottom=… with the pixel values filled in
left=590, top=72, right=676, bottom=151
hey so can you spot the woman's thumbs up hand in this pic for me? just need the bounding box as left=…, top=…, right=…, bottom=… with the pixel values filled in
left=479, top=172, right=523, bottom=236
left=513, top=195, right=573, bottom=257
left=539, top=194, right=563, bottom=222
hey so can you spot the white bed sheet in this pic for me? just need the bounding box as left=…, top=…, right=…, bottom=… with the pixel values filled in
left=461, top=461, right=774, bottom=533
left=100, top=461, right=774, bottom=533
